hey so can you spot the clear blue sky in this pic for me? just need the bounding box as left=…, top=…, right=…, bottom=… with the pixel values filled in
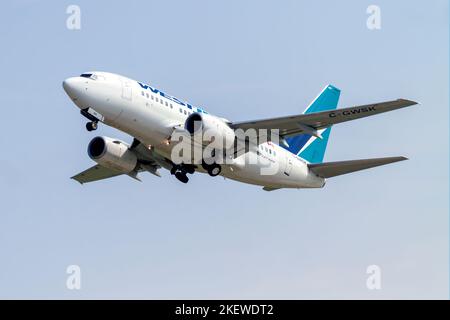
left=0, top=0, right=447, bottom=299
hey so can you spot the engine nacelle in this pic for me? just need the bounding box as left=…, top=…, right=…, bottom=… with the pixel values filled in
left=88, top=136, right=137, bottom=173
left=184, top=113, right=235, bottom=149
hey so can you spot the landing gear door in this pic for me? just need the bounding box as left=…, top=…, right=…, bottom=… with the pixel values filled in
left=284, top=156, right=293, bottom=176
left=121, top=79, right=132, bottom=101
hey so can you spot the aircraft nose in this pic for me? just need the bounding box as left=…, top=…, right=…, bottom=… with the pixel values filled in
left=62, top=77, right=84, bottom=99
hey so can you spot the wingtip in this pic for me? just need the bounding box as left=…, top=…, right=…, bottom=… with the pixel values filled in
left=399, top=98, right=420, bottom=106
left=70, top=177, right=84, bottom=185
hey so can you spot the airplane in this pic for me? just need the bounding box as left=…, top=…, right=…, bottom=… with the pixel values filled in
left=62, top=71, right=417, bottom=191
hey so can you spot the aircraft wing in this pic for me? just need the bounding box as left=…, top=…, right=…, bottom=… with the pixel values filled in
left=230, top=99, right=417, bottom=139
left=71, top=165, right=122, bottom=184
left=72, top=139, right=165, bottom=184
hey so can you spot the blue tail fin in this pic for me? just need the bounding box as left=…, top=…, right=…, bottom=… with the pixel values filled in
left=284, top=85, right=340, bottom=163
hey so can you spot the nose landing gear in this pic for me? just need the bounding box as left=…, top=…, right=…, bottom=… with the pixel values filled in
left=81, top=108, right=103, bottom=132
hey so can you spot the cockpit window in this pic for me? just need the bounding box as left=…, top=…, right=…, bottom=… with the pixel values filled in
left=80, top=73, right=99, bottom=80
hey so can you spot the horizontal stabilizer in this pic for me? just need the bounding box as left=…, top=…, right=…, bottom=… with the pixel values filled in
left=308, top=156, right=408, bottom=178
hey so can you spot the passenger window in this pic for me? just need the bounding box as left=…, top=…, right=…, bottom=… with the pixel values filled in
left=141, top=91, right=145, bottom=96
left=151, top=95, right=154, bottom=100
left=170, top=104, right=173, bottom=109
left=179, top=108, right=182, bottom=113
left=156, top=97, right=159, bottom=103
left=146, top=93, right=149, bottom=98
left=160, top=99, right=164, bottom=105
left=165, top=101, right=168, bottom=107
left=184, top=110, right=187, bottom=115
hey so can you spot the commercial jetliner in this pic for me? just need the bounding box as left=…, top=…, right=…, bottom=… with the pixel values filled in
left=63, top=71, right=417, bottom=190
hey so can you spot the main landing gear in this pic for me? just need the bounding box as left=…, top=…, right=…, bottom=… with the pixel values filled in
left=171, top=162, right=222, bottom=184
left=171, top=164, right=196, bottom=184
left=202, top=161, right=221, bottom=177
left=175, top=171, right=189, bottom=183
left=86, top=121, right=98, bottom=132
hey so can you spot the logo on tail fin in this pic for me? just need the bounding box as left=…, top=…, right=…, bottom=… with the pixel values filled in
left=298, top=127, right=332, bottom=163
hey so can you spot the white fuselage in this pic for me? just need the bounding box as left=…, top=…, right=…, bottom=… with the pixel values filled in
left=63, top=71, right=325, bottom=189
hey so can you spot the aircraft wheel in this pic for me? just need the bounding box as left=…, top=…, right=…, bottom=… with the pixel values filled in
left=208, top=164, right=221, bottom=177
left=175, top=171, right=189, bottom=183
left=183, top=164, right=196, bottom=174
left=86, top=122, right=97, bottom=131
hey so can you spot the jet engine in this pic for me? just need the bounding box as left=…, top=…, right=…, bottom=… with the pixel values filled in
left=87, top=136, right=137, bottom=173
left=184, top=113, right=235, bottom=148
